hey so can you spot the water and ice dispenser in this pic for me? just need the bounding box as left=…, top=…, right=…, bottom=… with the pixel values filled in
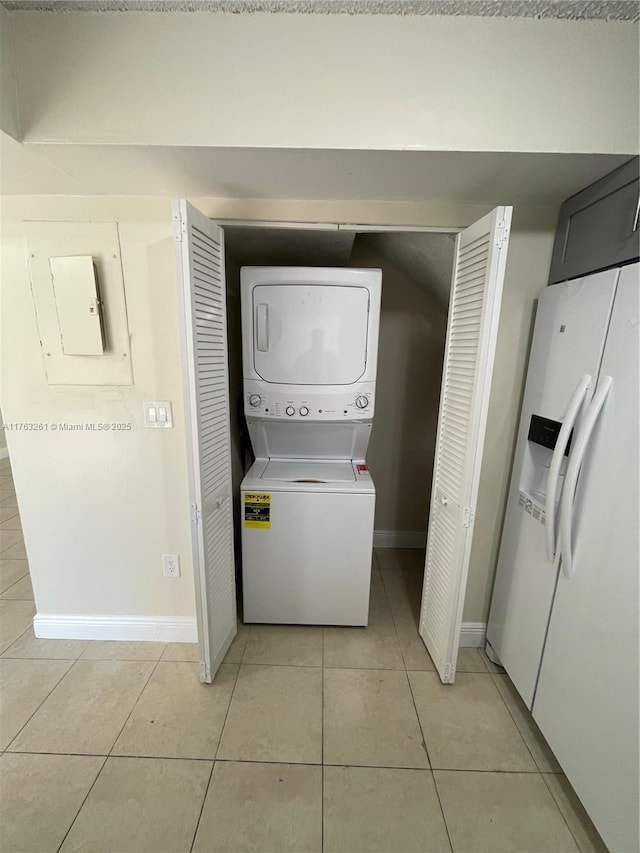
left=518, top=414, right=572, bottom=526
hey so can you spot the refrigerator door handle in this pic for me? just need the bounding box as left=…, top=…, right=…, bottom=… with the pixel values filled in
left=545, top=374, right=592, bottom=563
left=560, top=375, right=613, bottom=579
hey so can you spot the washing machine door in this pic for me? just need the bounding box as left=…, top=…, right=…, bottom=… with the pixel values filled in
left=252, top=283, right=370, bottom=385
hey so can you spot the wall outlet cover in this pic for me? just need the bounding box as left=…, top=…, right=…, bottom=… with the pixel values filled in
left=162, top=554, right=180, bottom=577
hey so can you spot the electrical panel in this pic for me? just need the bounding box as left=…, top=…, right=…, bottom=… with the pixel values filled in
left=24, top=221, right=133, bottom=386
left=50, top=255, right=105, bottom=355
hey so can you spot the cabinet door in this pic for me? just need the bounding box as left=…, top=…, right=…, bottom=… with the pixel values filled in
left=549, top=157, right=639, bottom=284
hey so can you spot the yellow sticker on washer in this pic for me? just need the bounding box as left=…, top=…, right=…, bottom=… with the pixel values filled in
left=244, top=493, right=271, bottom=529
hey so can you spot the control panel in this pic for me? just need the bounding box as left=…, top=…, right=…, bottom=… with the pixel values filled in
left=244, top=381, right=375, bottom=421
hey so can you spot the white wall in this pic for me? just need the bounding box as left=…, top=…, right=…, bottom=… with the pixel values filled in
left=0, top=197, right=196, bottom=627
left=8, top=11, right=639, bottom=154
left=350, top=235, right=450, bottom=535
left=0, top=194, right=555, bottom=631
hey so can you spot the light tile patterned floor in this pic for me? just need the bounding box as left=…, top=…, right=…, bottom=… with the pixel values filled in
left=0, top=455, right=609, bottom=853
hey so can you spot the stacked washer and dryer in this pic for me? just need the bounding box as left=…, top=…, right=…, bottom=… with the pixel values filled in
left=240, top=267, right=382, bottom=626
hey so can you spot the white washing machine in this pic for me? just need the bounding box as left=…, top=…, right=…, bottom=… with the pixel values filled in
left=242, top=459, right=375, bottom=625
left=240, top=266, right=382, bottom=626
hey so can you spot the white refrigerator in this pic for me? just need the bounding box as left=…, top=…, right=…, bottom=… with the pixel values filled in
left=487, top=263, right=639, bottom=853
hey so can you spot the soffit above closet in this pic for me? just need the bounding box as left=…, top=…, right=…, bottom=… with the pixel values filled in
left=0, top=133, right=629, bottom=206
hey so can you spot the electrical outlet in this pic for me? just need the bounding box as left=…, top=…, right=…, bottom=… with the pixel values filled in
left=162, top=554, right=180, bottom=578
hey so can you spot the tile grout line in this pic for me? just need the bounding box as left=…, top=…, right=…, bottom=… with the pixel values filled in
left=3, top=656, right=79, bottom=752
left=0, top=620, right=35, bottom=657
left=106, top=656, right=164, bottom=759
left=377, top=554, right=412, bottom=673
left=53, top=655, right=166, bottom=851
left=188, top=648, right=245, bottom=852
left=378, top=552, right=452, bottom=853
left=0, top=748, right=553, bottom=772
left=188, top=761, right=215, bottom=853
left=487, top=669, right=550, bottom=775
left=55, top=755, right=109, bottom=853
left=539, top=770, right=594, bottom=852
left=404, top=669, right=454, bottom=853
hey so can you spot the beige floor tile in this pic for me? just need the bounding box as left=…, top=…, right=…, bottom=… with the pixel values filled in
left=80, top=640, right=166, bottom=660
left=456, top=648, right=489, bottom=672
left=376, top=548, right=425, bottom=573
left=193, top=761, right=322, bottom=852
left=380, top=558, right=423, bottom=617
left=0, top=528, right=24, bottom=552
left=10, top=659, right=155, bottom=754
left=0, top=560, right=29, bottom=594
left=0, top=600, right=35, bottom=653
left=0, top=494, right=18, bottom=508
left=0, top=506, right=18, bottom=524
left=323, top=618, right=404, bottom=669
left=324, top=765, right=450, bottom=853
left=223, top=622, right=250, bottom=663
left=0, top=658, right=73, bottom=749
left=324, top=668, right=428, bottom=768
left=435, top=770, right=579, bottom=852
left=1, top=626, right=88, bottom=660
left=113, top=662, right=237, bottom=759
left=492, top=673, right=562, bottom=773
left=0, top=573, right=33, bottom=600
left=0, top=514, right=22, bottom=531
left=409, top=672, right=536, bottom=771
left=323, top=572, right=404, bottom=669
left=218, top=664, right=322, bottom=764
left=244, top=624, right=323, bottom=666
left=161, top=641, right=199, bottom=661
left=0, top=753, right=105, bottom=853
left=543, top=773, right=609, bottom=853
left=393, top=616, right=436, bottom=670
left=1, top=541, right=28, bottom=560
left=60, top=756, right=211, bottom=853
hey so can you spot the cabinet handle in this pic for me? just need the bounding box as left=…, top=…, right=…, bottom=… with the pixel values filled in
left=633, top=194, right=640, bottom=232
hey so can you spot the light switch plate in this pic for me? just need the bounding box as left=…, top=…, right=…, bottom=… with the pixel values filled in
left=144, top=401, right=173, bottom=428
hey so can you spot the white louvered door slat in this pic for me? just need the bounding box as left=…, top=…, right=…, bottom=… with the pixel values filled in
left=419, top=207, right=512, bottom=684
left=174, top=199, right=237, bottom=684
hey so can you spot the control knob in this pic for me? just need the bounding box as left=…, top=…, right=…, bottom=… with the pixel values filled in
left=248, top=394, right=262, bottom=408
left=355, top=395, right=369, bottom=409
left=285, top=406, right=295, bottom=416
left=299, top=406, right=309, bottom=417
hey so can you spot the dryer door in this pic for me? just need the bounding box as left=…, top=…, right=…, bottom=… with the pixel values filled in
left=252, top=284, right=370, bottom=385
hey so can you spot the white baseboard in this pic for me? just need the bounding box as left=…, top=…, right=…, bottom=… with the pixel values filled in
left=33, top=614, right=198, bottom=644
left=459, top=622, right=486, bottom=648
left=373, top=530, right=426, bottom=549
left=0, top=448, right=9, bottom=461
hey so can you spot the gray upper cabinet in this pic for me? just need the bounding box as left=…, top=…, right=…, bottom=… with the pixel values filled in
left=549, top=157, right=639, bottom=284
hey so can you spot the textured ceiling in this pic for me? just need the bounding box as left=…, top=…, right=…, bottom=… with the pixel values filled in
left=1, top=0, right=638, bottom=19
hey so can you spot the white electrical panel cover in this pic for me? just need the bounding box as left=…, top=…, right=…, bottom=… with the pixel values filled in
left=50, top=255, right=105, bottom=355
left=24, top=221, right=133, bottom=386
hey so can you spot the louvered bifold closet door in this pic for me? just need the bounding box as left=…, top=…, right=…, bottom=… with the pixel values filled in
left=419, top=207, right=512, bottom=684
left=174, top=199, right=237, bottom=684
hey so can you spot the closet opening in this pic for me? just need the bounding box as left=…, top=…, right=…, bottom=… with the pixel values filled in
left=222, top=222, right=456, bottom=664
left=174, top=200, right=511, bottom=683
